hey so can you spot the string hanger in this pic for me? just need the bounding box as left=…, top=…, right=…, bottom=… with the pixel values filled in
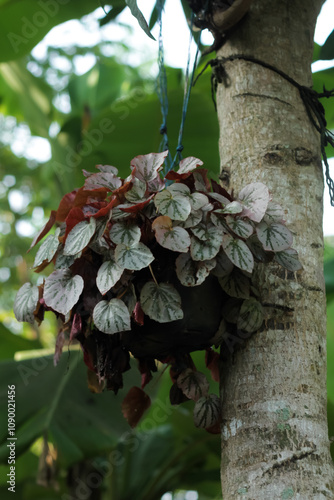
left=156, top=0, right=203, bottom=175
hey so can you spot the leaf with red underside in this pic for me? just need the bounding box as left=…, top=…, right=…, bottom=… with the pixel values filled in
left=91, top=197, right=118, bottom=218
left=122, top=386, right=151, bottom=428
left=119, top=195, right=154, bottom=213
left=205, top=349, right=220, bottom=382
left=70, top=313, right=82, bottom=342
left=133, top=301, right=144, bottom=325
left=56, top=190, right=78, bottom=222
left=193, top=169, right=211, bottom=192
left=73, top=187, right=108, bottom=208
left=28, top=210, right=57, bottom=252
left=211, top=179, right=233, bottom=201
left=54, top=328, right=65, bottom=366
left=64, top=207, right=86, bottom=240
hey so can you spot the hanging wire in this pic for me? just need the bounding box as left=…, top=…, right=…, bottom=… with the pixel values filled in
left=155, top=1, right=203, bottom=175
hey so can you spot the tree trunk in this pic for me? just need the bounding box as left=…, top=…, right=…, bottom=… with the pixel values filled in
left=216, top=0, right=334, bottom=497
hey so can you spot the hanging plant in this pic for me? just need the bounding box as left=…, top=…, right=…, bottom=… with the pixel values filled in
left=14, top=151, right=302, bottom=431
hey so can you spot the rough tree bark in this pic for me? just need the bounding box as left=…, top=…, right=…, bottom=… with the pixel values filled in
left=215, top=0, right=334, bottom=497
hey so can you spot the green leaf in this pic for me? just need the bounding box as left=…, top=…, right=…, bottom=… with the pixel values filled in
left=238, top=182, right=270, bottom=222
left=93, top=298, right=131, bottom=334
left=64, top=217, right=96, bottom=256
left=237, top=298, right=264, bottom=333
left=222, top=234, right=254, bottom=273
left=154, top=184, right=192, bottom=221
left=190, top=226, right=222, bottom=261
left=140, top=282, right=183, bottom=323
left=13, top=283, right=39, bottom=324
left=33, top=228, right=60, bottom=268
left=110, top=221, right=141, bottom=246
left=43, top=269, right=84, bottom=316
left=274, top=248, right=303, bottom=271
left=152, top=215, right=191, bottom=253
left=125, top=0, right=156, bottom=40
left=225, top=216, right=253, bottom=239
left=175, top=253, right=216, bottom=287
left=0, top=1, right=98, bottom=62
left=256, top=221, right=293, bottom=252
left=193, top=394, right=221, bottom=429
left=320, top=29, right=334, bottom=60
left=96, top=258, right=124, bottom=295
left=115, top=241, right=154, bottom=270
left=219, top=269, right=250, bottom=299
left=177, top=369, right=210, bottom=401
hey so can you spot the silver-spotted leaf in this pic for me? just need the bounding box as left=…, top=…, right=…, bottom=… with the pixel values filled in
left=175, top=253, right=216, bottom=286
left=96, top=164, right=118, bottom=175
left=84, top=172, right=122, bottom=191
left=154, top=185, right=191, bottom=221
left=140, top=282, right=183, bottom=323
left=33, top=228, right=61, bottom=268
left=238, top=182, right=270, bottom=222
left=125, top=178, right=147, bottom=203
left=263, top=201, right=285, bottom=224
left=44, top=269, right=84, bottom=315
left=219, top=269, right=250, bottom=299
left=189, top=192, right=209, bottom=210
left=115, top=242, right=154, bottom=270
left=14, top=283, right=39, bottom=324
left=193, top=394, right=221, bottom=429
left=93, top=298, right=131, bottom=334
left=237, top=298, right=264, bottom=332
left=226, top=216, right=253, bottom=239
left=178, top=156, right=203, bottom=174
left=222, top=234, right=254, bottom=273
left=190, top=227, right=222, bottom=261
left=182, top=210, right=203, bottom=228
left=274, top=248, right=303, bottom=271
left=109, top=221, right=141, bottom=246
left=96, top=259, right=124, bottom=295
left=152, top=216, right=190, bottom=253
left=177, top=369, right=210, bottom=401
left=256, top=221, right=293, bottom=252
left=55, top=251, right=81, bottom=269
left=215, top=201, right=243, bottom=215
left=131, top=150, right=168, bottom=182
left=64, top=217, right=96, bottom=256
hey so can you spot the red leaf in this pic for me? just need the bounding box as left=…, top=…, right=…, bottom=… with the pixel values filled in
left=211, top=180, right=233, bottom=201
left=112, top=180, right=133, bottom=197
left=138, top=359, right=156, bottom=389
left=205, top=349, right=220, bottom=382
left=165, top=171, right=192, bottom=181
left=133, top=302, right=144, bottom=326
left=56, top=190, right=78, bottom=222
left=70, top=313, right=82, bottom=342
left=205, top=420, right=221, bottom=434
left=64, top=207, right=86, bottom=240
left=91, top=196, right=118, bottom=218
left=122, top=386, right=151, bottom=428
left=194, top=168, right=211, bottom=191
left=28, top=210, right=57, bottom=252
left=73, top=187, right=108, bottom=208
left=54, top=329, right=65, bottom=366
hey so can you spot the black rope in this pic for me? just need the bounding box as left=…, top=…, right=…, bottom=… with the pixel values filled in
left=194, top=54, right=334, bottom=206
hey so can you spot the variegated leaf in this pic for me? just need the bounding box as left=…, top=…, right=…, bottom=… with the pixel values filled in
left=109, top=221, right=141, bottom=246
left=55, top=251, right=81, bottom=269
left=96, top=259, right=124, bottom=295
left=111, top=205, right=133, bottom=220
left=226, top=216, right=253, bottom=239
left=131, top=150, right=168, bottom=182
left=84, top=172, right=122, bottom=191
left=14, top=283, right=39, bottom=324
left=222, top=234, right=254, bottom=273
left=208, top=192, right=231, bottom=206
left=191, top=223, right=218, bottom=241
left=193, top=394, right=221, bottom=429
left=274, top=248, right=303, bottom=271
left=246, top=235, right=274, bottom=263
left=96, top=164, right=118, bottom=175
left=238, top=182, right=270, bottom=222
left=177, top=369, right=210, bottom=401
left=211, top=250, right=234, bottom=277
left=219, top=270, right=250, bottom=299
left=125, top=178, right=147, bottom=203
left=263, top=201, right=285, bottom=224
left=64, top=217, right=96, bottom=256
left=215, top=201, right=243, bottom=215
left=154, top=186, right=192, bottom=221
left=93, top=298, right=131, bottom=334
left=175, top=253, right=216, bottom=286
left=189, top=192, right=209, bottom=210
left=178, top=156, right=203, bottom=174
left=181, top=210, right=203, bottom=228
left=44, top=269, right=84, bottom=315
left=33, top=228, right=61, bottom=268
left=237, top=298, right=264, bottom=332
left=140, top=282, right=183, bottom=323
left=256, top=221, right=293, bottom=252
left=147, top=175, right=165, bottom=193
left=115, top=242, right=154, bottom=270
left=190, top=227, right=222, bottom=261
left=152, top=216, right=190, bottom=253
